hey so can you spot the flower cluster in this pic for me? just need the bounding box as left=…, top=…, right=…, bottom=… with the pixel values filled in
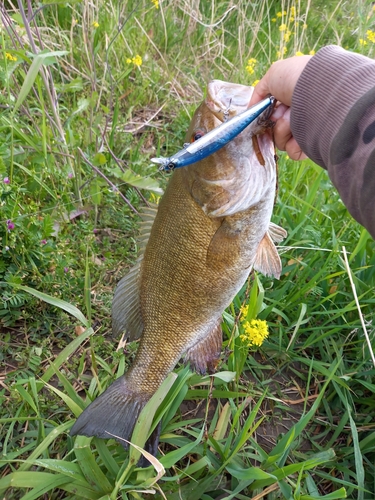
left=239, top=304, right=269, bottom=348
left=92, top=21, right=99, bottom=28
left=151, top=0, right=159, bottom=8
left=277, top=47, right=287, bottom=58
left=5, top=52, right=17, bottom=62
left=126, top=55, right=143, bottom=67
left=246, top=57, right=257, bottom=75
left=240, top=319, right=269, bottom=347
left=366, top=30, right=375, bottom=43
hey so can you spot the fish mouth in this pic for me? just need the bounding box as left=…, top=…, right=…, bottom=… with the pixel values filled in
left=205, top=80, right=255, bottom=122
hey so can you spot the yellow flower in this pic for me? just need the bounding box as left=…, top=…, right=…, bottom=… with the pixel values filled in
left=240, top=304, right=249, bottom=319
left=127, top=55, right=143, bottom=66
left=290, top=6, right=296, bottom=16
left=276, top=47, right=287, bottom=58
left=133, top=54, right=142, bottom=66
left=283, top=29, right=292, bottom=42
left=290, top=16, right=295, bottom=22
left=303, top=23, right=308, bottom=29
left=276, top=11, right=282, bottom=18
left=279, top=23, right=287, bottom=32
left=151, top=0, right=159, bottom=7
left=366, top=30, right=375, bottom=43
left=295, top=51, right=304, bottom=56
left=271, top=17, right=277, bottom=22
left=309, top=49, right=316, bottom=55
left=252, top=79, right=260, bottom=86
left=240, top=319, right=269, bottom=347
left=246, top=58, right=257, bottom=75
left=359, top=38, right=367, bottom=46
left=92, top=21, right=99, bottom=28
left=5, top=52, right=17, bottom=61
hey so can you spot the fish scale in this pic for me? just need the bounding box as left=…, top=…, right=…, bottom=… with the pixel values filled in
left=70, top=79, right=287, bottom=454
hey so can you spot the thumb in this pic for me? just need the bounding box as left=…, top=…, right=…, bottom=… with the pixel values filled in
left=248, top=74, right=271, bottom=107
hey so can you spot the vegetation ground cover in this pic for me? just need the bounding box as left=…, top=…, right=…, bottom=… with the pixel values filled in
left=0, top=0, right=375, bottom=498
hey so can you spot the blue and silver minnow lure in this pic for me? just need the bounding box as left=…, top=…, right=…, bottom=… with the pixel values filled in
left=151, top=96, right=275, bottom=172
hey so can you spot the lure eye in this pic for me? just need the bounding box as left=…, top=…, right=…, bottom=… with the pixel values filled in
left=191, top=129, right=205, bottom=142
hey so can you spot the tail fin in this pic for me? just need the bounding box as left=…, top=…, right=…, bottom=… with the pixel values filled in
left=71, top=376, right=148, bottom=448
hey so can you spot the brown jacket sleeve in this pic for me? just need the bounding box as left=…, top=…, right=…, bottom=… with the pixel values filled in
left=291, top=45, right=375, bottom=238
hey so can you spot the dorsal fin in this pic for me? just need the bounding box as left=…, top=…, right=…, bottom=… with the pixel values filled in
left=111, top=203, right=158, bottom=339
left=253, top=231, right=282, bottom=279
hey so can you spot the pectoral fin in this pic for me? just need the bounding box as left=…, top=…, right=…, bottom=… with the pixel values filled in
left=185, top=321, right=222, bottom=374
left=253, top=231, right=282, bottom=279
left=206, top=220, right=241, bottom=267
left=268, top=222, right=287, bottom=242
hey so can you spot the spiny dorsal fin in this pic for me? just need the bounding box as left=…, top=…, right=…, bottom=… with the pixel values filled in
left=253, top=231, right=282, bottom=279
left=111, top=203, right=158, bottom=339
left=268, top=222, right=287, bottom=242
left=184, top=320, right=222, bottom=374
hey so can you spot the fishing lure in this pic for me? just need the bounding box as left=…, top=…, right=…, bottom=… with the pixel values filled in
left=151, top=96, right=275, bottom=172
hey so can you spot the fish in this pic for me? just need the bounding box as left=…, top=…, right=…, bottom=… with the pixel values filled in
left=150, top=96, right=275, bottom=171
left=70, top=79, right=287, bottom=453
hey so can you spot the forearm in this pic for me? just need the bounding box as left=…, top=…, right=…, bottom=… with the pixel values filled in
left=291, top=45, right=375, bottom=238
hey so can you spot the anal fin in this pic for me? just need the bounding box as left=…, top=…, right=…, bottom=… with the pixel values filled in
left=185, top=321, right=222, bottom=375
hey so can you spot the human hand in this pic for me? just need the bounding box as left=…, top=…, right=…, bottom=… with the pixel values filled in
left=249, top=56, right=312, bottom=160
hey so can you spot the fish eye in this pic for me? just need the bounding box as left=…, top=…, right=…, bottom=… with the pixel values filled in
left=191, top=129, right=205, bottom=142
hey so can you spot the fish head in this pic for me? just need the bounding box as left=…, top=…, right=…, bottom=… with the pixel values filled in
left=182, top=80, right=276, bottom=217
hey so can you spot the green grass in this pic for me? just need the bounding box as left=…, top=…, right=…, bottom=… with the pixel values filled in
left=1, top=0, right=375, bottom=498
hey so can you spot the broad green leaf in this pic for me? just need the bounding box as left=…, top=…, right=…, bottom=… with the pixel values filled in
left=14, top=51, right=68, bottom=112
left=74, top=436, right=113, bottom=493
left=211, top=371, right=236, bottom=382
left=226, top=465, right=276, bottom=481
left=251, top=449, right=336, bottom=490
left=0, top=472, right=71, bottom=499
left=14, top=285, right=89, bottom=327
left=14, top=384, right=39, bottom=415
left=92, top=153, right=107, bottom=166
left=128, top=372, right=177, bottom=465
left=300, top=488, right=347, bottom=500
left=121, top=170, right=163, bottom=194
left=30, top=458, right=83, bottom=478
left=43, top=380, right=84, bottom=416
left=18, top=421, right=72, bottom=472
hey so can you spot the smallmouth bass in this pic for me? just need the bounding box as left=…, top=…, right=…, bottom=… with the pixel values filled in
left=71, top=79, right=287, bottom=452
